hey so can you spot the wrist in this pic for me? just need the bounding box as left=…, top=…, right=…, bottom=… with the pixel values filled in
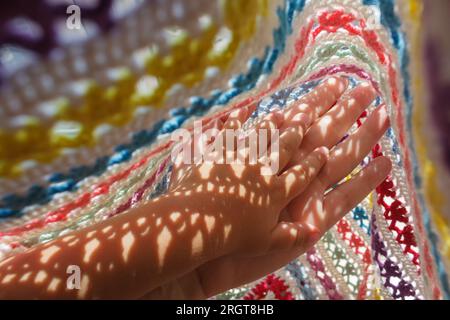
left=156, top=191, right=237, bottom=261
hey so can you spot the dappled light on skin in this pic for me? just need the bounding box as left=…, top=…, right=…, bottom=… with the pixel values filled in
left=34, top=270, right=48, bottom=284
left=191, top=230, right=204, bottom=257
left=287, top=81, right=390, bottom=240
left=19, top=272, right=32, bottom=283
left=40, top=245, right=61, bottom=264
left=199, top=163, right=214, bottom=179
left=77, top=275, right=90, bottom=299
left=176, top=77, right=392, bottom=299
left=0, top=187, right=244, bottom=298
left=84, top=239, right=100, bottom=263
left=47, top=278, right=62, bottom=293
left=317, top=115, right=333, bottom=137
left=2, top=273, right=16, bottom=284
left=121, top=231, right=135, bottom=264
left=62, top=235, right=76, bottom=243
left=156, top=226, right=172, bottom=268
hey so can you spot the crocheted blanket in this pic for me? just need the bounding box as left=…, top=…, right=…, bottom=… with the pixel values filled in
left=0, top=0, right=449, bottom=300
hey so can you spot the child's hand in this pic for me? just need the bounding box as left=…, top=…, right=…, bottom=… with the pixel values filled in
left=169, top=105, right=328, bottom=257
left=284, top=79, right=390, bottom=242
left=142, top=77, right=391, bottom=299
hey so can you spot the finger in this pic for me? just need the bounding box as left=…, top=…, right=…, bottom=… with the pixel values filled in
left=255, top=110, right=284, bottom=131
left=321, top=156, right=392, bottom=231
left=251, top=110, right=284, bottom=151
left=296, top=81, right=377, bottom=157
left=260, top=113, right=310, bottom=174
left=289, top=81, right=377, bottom=165
left=284, top=76, right=349, bottom=124
left=269, top=221, right=320, bottom=253
left=219, top=107, right=250, bottom=159
left=279, top=147, right=329, bottom=202
left=319, top=104, right=390, bottom=188
left=222, top=107, right=249, bottom=130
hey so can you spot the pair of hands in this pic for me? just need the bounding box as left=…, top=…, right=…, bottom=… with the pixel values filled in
left=143, top=76, right=391, bottom=299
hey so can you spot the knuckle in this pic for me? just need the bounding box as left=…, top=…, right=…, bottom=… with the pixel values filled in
left=294, top=165, right=308, bottom=182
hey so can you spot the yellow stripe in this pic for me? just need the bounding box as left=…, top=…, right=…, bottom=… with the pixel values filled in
left=0, top=0, right=268, bottom=178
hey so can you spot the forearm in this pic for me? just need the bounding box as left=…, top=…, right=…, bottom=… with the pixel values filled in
left=0, top=192, right=234, bottom=299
